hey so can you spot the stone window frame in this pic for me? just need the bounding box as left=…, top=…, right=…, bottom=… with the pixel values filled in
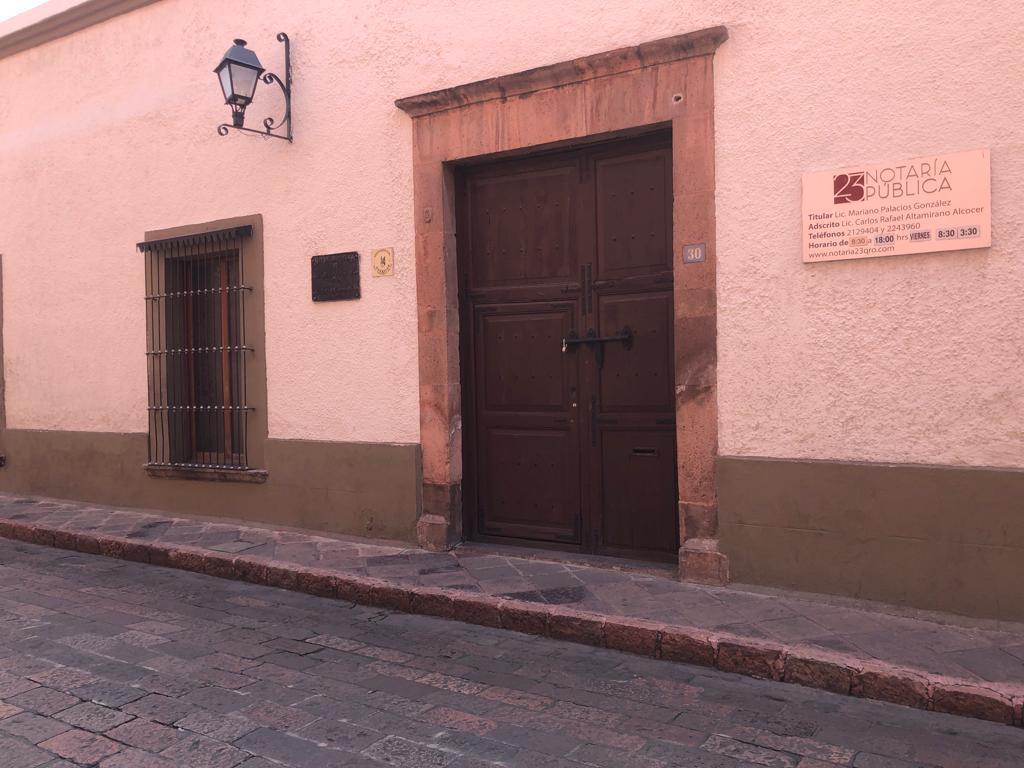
left=396, top=27, right=729, bottom=581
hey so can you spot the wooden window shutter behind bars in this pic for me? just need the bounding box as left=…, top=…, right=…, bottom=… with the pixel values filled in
left=139, top=226, right=253, bottom=470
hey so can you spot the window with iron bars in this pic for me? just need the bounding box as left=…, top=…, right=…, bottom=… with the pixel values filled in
left=139, top=226, right=254, bottom=471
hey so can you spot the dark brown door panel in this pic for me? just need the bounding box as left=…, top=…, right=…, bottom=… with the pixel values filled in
left=477, top=426, right=580, bottom=543
left=476, top=306, right=575, bottom=412
left=594, top=147, right=673, bottom=280
left=459, top=132, right=678, bottom=560
left=596, top=291, right=674, bottom=413
left=597, top=428, right=678, bottom=556
left=467, top=165, right=578, bottom=288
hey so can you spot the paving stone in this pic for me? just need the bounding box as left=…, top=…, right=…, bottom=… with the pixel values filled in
left=133, top=672, right=195, bottom=697
left=160, top=733, right=248, bottom=768
left=55, top=701, right=134, bottom=732
left=122, top=693, right=195, bottom=724
left=176, top=710, right=258, bottom=741
left=29, top=667, right=96, bottom=692
left=852, top=754, right=931, bottom=768
left=362, top=734, right=459, bottom=767
left=200, top=652, right=261, bottom=674
left=295, top=717, right=383, bottom=751
left=233, top=727, right=345, bottom=767
left=700, top=733, right=798, bottom=767
left=106, top=717, right=185, bottom=751
left=39, top=728, right=122, bottom=764
left=237, top=699, right=319, bottom=731
left=69, top=679, right=145, bottom=708
left=157, top=641, right=212, bottom=660
left=0, top=734, right=54, bottom=768
left=257, top=650, right=320, bottom=671
left=0, top=710, right=73, bottom=743
left=262, top=637, right=319, bottom=655
left=737, top=727, right=856, bottom=764
left=0, top=671, right=42, bottom=698
left=99, top=747, right=178, bottom=767
left=487, top=723, right=581, bottom=756
left=570, top=743, right=668, bottom=768
left=181, top=685, right=250, bottom=714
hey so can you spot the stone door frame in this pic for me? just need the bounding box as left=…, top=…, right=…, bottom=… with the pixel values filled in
left=395, top=26, right=729, bottom=582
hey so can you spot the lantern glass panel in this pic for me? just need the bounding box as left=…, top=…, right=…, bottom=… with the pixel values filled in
left=229, top=62, right=260, bottom=105
left=217, top=66, right=233, bottom=103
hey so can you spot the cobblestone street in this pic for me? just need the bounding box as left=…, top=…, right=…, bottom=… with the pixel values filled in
left=0, top=540, right=1020, bottom=768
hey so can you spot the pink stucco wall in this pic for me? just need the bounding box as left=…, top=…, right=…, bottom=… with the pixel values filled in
left=1, top=0, right=1022, bottom=467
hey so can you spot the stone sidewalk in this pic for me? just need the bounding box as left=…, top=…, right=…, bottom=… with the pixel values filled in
left=0, top=493, right=1021, bottom=728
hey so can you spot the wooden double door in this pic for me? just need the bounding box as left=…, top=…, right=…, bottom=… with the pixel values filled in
left=458, top=133, right=678, bottom=561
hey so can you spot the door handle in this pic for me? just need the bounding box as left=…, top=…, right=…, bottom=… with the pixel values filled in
left=585, top=326, right=633, bottom=370
left=562, top=327, right=633, bottom=370
left=562, top=327, right=633, bottom=351
left=584, top=326, right=633, bottom=349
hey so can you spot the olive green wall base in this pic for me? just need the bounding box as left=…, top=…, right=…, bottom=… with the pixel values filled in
left=0, top=430, right=421, bottom=542
left=718, top=456, right=1024, bottom=622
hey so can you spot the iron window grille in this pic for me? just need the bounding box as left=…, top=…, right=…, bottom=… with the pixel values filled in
left=139, top=225, right=254, bottom=471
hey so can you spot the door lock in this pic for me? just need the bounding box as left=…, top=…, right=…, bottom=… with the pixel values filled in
left=561, top=326, right=633, bottom=369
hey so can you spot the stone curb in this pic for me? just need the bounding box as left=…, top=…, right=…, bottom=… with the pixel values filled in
left=1, top=518, right=1021, bottom=728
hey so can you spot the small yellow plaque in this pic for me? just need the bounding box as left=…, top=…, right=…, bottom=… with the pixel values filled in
left=371, top=247, right=394, bottom=277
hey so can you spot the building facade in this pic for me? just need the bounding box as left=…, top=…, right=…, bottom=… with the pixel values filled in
left=1, top=0, right=1021, bottom=620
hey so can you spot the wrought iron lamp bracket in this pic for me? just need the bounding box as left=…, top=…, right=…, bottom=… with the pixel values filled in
left=217, top=32, right=292, bottom=142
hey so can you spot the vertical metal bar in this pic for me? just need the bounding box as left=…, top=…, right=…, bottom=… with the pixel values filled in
left=159, top=247, right=166, bottom=465
left=219, top=254, right=230, bottom=465
left=171, top=241, right=180, bottom=465
left=200, top=241, right=209, bottom=467
left=145, top=249, right=154, bottom=465
left=194, top=240, right=204, bottom=467
left=179, top=242, right=186, bottom=465
left=157, top=247, right=166, bottom=465
left=161, top=245, right=169, bottom=465
left=168, top=243, right=177, bottom=465
left=239, top=236, right=248, bottom=468
left=213, top=245, right=221, bottom=466
left=157, top=247, right=166, bottom=466
left=207, top=243, right=219, bottom=467
left=185, top=239, right=193, bottom=466
left=195, top=244, right=203, bottom=467
left=228, top=244, right=237, bottom=466
left=169, top=241, right=177, bottom=465
left=180, top=239, right=190, bottom=466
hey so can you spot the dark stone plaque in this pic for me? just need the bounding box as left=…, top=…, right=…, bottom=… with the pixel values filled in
left=311, top=252, right=360, bottom=301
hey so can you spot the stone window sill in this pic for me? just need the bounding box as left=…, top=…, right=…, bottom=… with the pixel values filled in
left=144, top=465, right=268, bottom=484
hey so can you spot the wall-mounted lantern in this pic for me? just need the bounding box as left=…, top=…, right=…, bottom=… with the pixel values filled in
left=215, top=33, right=292, bottom=142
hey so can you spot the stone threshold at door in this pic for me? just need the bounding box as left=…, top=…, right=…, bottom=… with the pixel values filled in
left=0, top=494, right=1021, bottom=728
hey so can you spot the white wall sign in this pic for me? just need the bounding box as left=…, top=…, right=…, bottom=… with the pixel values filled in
left=802, top=149, right=990, bottom=263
